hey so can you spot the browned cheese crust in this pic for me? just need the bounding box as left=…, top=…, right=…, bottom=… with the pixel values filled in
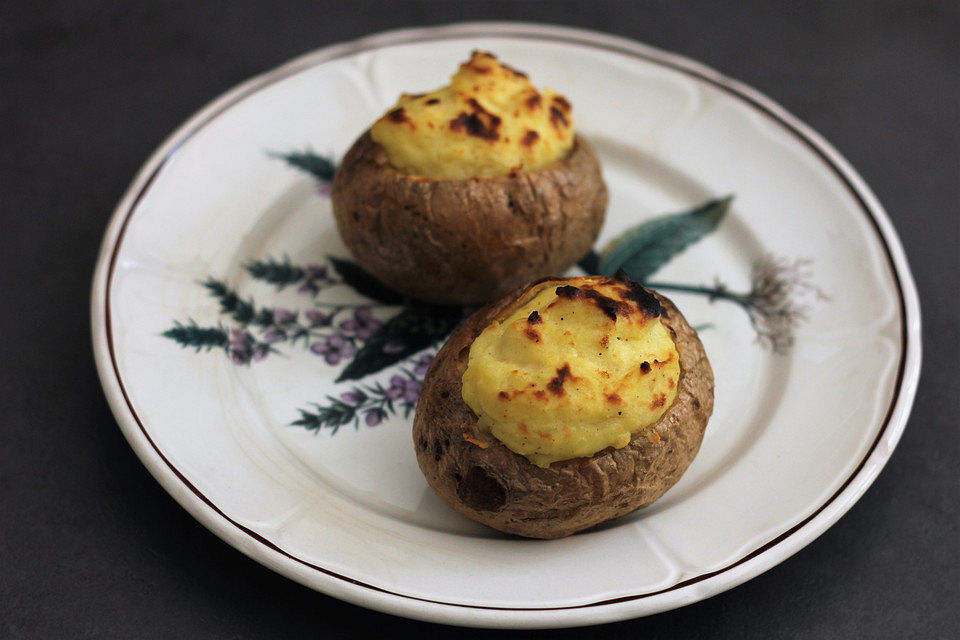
left=412, top=279, right=714, bottom=538
left=330, top=132, right=608, bottom=305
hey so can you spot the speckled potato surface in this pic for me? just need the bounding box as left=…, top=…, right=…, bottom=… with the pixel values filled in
left=412, top=279, right=714, bottom=539
left=330, top=132, right=607, bottom=305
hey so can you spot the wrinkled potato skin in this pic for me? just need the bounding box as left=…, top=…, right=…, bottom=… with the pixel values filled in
left=412, top=280, right=714, bottom=539
left=331, top=132, right=607, bottom=305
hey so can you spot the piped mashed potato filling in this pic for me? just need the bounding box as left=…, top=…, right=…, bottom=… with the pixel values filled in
left=369, top=51, right=574, bottom=179
left=461, top=277, right=680, bottom=467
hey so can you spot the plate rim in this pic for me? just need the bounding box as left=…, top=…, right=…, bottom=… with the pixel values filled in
left=90, top=21, right=923, bottom=629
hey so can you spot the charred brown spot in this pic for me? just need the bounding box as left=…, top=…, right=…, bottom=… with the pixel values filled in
left=668, top=378, right=676, bottom=389
left=425, top=98, right=440, bottom=105
left=526, top=94, right=542, bottom=109
left=465, top=98, right=485, bottom=112
left=553, top=95, right=571, bottom=111
left=654, top=353, right=676, bottom=366
left=533, top=389, right=546, bottom=400
left=521, top=129, right=540, bottom=147
left=600, top=335, right=609, bottom=348
left=449, top=102, right=501, bottom=141
left=640, top=361, right=652, bottom=374
left=501, top=61, right=528, bottom=78
left=523, top=327, right=542, bottom=343
left=547, top=364, right=575, bottom=396
left=550, top=106, right=569, bottom=128
left=386, top=107, right=408, bottom=124
left=554, top=284, right=629, bottom=321
left=650, top=392, right=667, bottom=409
left=466, top=63, right=493, bottom=74
left=606, top=393, right=624, bottom=405
left=623, top=283, right=663, bottom=317
left=613, top=270, right=664, bottom=317
left=527, top=310, right=542, bottom=324
left=585, top=289, right=627, bottom=320
left=497, top=391, right=510, bottom=401
left=468, top=50, right=500, bottom=66
left=517, top=423, right=529, bottom=434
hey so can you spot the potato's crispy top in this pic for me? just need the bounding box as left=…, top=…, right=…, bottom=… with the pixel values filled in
left=461, top=277, right=680, bottom=467
left=369, top=51, right=574, bottom=179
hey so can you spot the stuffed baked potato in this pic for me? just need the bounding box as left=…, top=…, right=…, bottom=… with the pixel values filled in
left=413, top=274, right=714, bottom=538
left=331, top=52, right=607, bottom=305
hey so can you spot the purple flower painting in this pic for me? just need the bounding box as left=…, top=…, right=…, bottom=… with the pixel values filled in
left=162, top=166, right=821, bottom=438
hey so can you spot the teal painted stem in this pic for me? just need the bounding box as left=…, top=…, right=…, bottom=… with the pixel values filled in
left=644, top=281, right=749, bottom=306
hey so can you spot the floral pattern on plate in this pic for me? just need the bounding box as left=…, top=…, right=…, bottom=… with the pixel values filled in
left=163, top=151, right=824, bottom=435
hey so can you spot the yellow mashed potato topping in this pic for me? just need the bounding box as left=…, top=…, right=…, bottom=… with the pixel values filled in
left=461, top=277, right=680, bottom=467
left=369, top=51, right=575, bottom=179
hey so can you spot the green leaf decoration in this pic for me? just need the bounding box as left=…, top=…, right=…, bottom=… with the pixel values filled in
left=202, top=278, right=274, bottom=326
left=598, top=196, right=733, bottom=281
left=291, top=398, right=357, bottom=435
left=327, top=257, right=405, bottom=305
left=244, top=256, right=305, bottom=290
left=162, top=321, right=227, bottom=351
left=336, top=304, right=462, bottom=382
left=272, top=150, right=336, bottom=182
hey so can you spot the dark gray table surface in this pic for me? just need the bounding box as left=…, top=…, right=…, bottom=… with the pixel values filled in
left=2, top=1, right=958, bottom=638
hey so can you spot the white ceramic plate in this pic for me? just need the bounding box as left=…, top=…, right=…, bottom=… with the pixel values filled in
left=91, top=23, right=921, bottom=629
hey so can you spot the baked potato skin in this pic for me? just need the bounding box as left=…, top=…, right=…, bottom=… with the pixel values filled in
left=412, top=279, right=714, bottom=539
left=330, top=132, right=607, bottom=305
